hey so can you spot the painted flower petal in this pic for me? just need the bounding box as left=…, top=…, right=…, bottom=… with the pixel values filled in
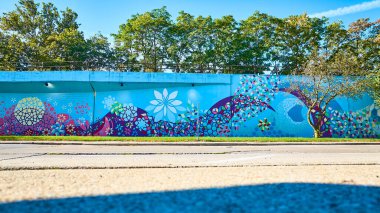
left=154, top=110, right=164, bottom=122
left=168, top=91, right=178, bottom=100
left=163, top=89, right=168, bottom=98
left=163, top=106, right=167, bottom=116
left=154, top=90, right=162, bottom=100
left=171, top=100, right=182, bottom=106
left=168, top=105, right=177, bottom=114
left=153, top=104, right=164, bottom=113
left=167, top=110, right=176, bottom=123
left=150, top=100, right=159, bottom=105
left=176, top=106, right=186, bottom=111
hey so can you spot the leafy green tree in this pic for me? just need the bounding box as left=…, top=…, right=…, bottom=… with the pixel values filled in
left=42, top=28, right=87, bottom=70
left=0, top=0, right=85, bottom=70
left=342, top=19, right=380, bottom=107
left=239, top=12, right=279, bottom=73
left=274, top=14, right=328, bottom=74
left=0, top=30, right=26, bottom=70
left=166, top=11, right=196, bottom=72
left=212, top=15, right=240, bottom=73
left=1, top=1, right=379, bottom=77
left=371, top=71, right=380, bottom=106
left=346, top=18, right=380, bottom=72
left=85, top=34, right=115, bottom=70
left=318, top=21, right=348, bottom=62
left=166, top=11, right=215, bottom=73
left=184, top=15, right=214, bottom=73
left=113, top=7, right=172, bottom=72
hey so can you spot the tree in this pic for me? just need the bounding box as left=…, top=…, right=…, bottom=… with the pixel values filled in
left=85, top=34, right=115, bottom=70
left=345, top=19, right=380, bottom=107
left=1, top=2, right=379, bottom=76
left=239, top=12, right=279, bottom=73
left=185, top=15, right=214, bottom=73
left=166, top=11, right=216, bottom=73
left=113, top=7, right=172, bottom=72
left=346, top=18, right=380, bottom=73
left=368, top=71, right=380, bottom=106
left=0, top=30, right=26, bottom=70
left=166, top=11, right=196, bottom=72
left=166, top=11, right=191, bottom=72
left=212, top=15, right=240, bottom=73
left=42, top=28, right=87, bottom=70
left=274, top=14, right=328, bottom=74
left=286, top=51, right=368, bottom=138
left=167, top=13, right=215, bottom=73
left=0, top=0, right=86, bottom=70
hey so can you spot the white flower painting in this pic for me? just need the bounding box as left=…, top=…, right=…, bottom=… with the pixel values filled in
left=102, top=95, right=116, bottom=110
left=145, top=88, right=185, bottom=122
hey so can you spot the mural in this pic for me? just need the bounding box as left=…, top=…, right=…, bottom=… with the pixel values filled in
left=0, top=95, right=93, bottom=136
left=0, top=74, right=379, bottom=138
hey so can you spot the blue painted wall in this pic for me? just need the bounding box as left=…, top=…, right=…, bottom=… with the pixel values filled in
left=0, top=71, right=378, bottom=138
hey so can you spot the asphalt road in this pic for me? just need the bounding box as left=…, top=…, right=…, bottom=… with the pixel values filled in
left=0, top=143, right=380, bottom=169
left=1, top=143, right=380, bottom=212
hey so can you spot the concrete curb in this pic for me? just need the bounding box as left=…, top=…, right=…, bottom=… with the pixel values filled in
left=1, top=163, right=379, bottom=171
left=1, top=141, right=380, bottom=146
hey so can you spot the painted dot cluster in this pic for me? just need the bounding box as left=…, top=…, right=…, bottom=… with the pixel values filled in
left=14, top=97, right=45, bottom=126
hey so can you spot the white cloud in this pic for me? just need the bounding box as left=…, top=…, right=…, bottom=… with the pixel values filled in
left=310, top=0, right=380, bottom=18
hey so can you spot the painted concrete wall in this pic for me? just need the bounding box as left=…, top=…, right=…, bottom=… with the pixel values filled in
left=0, top=71, right=378, bottom=138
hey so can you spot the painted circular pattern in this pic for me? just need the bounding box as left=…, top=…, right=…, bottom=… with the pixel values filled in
left=14, top=97, right=45, bottom=126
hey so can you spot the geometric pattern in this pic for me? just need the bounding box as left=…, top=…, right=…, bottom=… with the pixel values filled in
left=14, top=97, right=45, bottom=126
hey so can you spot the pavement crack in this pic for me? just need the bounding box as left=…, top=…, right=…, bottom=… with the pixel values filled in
left=40, top=150, right=271, bottom=155
left=44, top=152, right=250, bottom=155
left=0, top=153, right=47, bottom=162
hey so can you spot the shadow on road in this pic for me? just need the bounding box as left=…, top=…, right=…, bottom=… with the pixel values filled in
left=1, top=183, right=379, bottom=212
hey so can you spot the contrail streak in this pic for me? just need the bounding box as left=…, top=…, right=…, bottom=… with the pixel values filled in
left=310, top=0, right=380, bottom=18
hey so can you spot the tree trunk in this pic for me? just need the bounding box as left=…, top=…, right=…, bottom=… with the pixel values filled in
left=307, top=107, right=322, bottom=138
left=313, top=128, right=322, bottom=138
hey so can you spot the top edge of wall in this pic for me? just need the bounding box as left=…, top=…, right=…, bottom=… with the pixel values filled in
left=0, top=71, right=275, bottom=84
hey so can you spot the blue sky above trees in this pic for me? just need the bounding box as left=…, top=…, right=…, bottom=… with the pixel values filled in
left=1, top=0, right=379, bottom=38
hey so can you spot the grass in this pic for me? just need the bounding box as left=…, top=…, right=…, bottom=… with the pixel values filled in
left=0, top=136, right=379, bottom=142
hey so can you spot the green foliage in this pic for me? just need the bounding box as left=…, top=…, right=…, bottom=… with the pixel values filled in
left=275, top=15, right=329, bottom=74
left=0, top=0, right=379, bottom=75
left=86, top=34, right=115, bottom=70
left=0, top=30, right=26, bottom=70
left=212, top=15, right=240, bottom=73
left=114, top=8, right=379, bottom=74
left=0, top=0, right=112, bottom=70
left=113, top=7, right=172, bottom=72
left=346, top=18, right=380, bottom=72
left=239, top=12, right=279, bottom=73
left=368, top=70, right=380, bottom=107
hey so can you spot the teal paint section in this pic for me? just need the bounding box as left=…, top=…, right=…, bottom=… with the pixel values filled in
left=0, top=71, right=378, bottom=138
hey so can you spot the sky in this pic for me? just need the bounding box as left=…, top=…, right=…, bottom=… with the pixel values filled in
left=0, top=0, right=379, bottom=39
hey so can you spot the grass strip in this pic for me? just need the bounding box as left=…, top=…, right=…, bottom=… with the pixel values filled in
left=0, top=136, right=379, bottom=142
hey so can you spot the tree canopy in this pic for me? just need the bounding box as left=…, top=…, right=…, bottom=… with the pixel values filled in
left=0, top=0, right=379, bottom=74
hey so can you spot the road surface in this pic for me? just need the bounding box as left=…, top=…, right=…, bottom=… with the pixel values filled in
left=1, top=143, right=380, bottom=169
left=0, top=143, right=379, bottom=212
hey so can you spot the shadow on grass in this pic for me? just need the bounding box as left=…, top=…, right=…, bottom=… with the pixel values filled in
left=1, top=183, right=379, bottom=212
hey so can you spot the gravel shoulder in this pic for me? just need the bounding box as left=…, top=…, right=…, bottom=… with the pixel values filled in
left=1, top=165, right=380, bottom=203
